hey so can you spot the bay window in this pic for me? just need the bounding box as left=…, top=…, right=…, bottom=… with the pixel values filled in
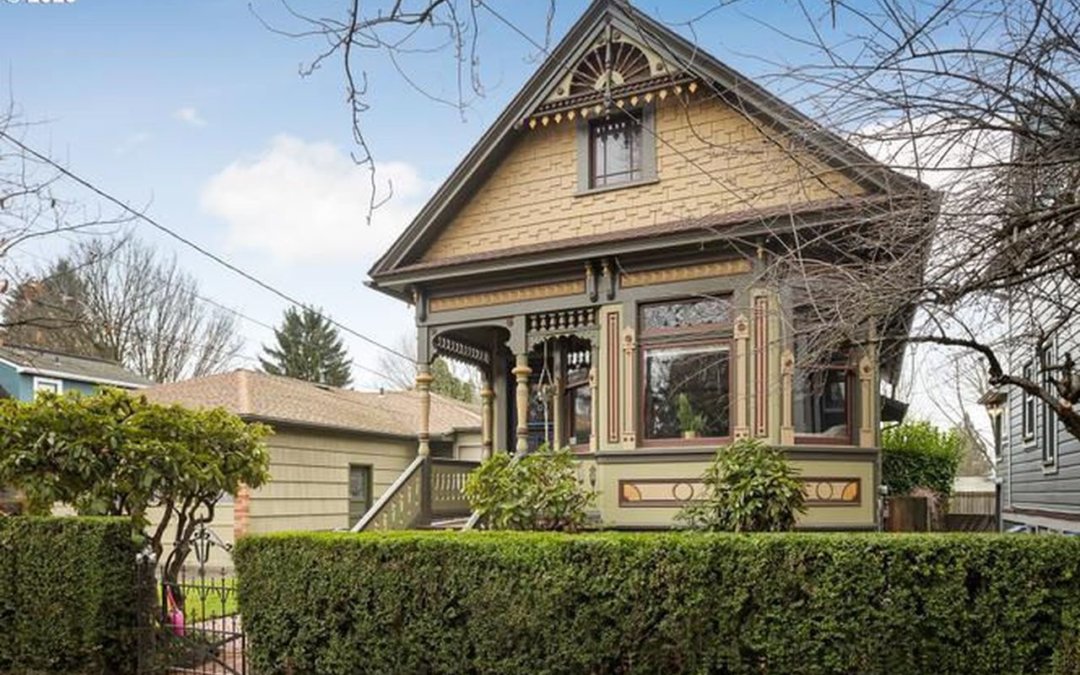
left=639, top=297, right=733, bottom=443
left=793, top=313, right=854, bottom=444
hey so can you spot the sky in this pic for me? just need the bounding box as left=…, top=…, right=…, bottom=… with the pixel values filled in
left=0, top=0, right=967, bottom=428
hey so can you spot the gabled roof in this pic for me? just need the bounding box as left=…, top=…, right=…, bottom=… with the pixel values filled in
left=0, top=344, right=152, bottom=388
left=142, top=369, right=481, bottom=439
left=369, top=0, right=926, bottom=281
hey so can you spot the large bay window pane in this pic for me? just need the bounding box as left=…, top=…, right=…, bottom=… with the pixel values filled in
left=643, top=344, right=730, bottom=440
left=794, top=367, right=850, bottom=440
left=569, top=385, right=592, bottom=446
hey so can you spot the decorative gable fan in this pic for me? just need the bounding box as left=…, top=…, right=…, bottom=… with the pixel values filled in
left=569, top=40, right=654, bottom=96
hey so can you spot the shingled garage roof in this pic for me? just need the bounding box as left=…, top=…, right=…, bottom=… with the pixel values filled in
left=0, top=344, right=153, bottom=388
left=368, top=0, right=929, bottom=285
left=142, top=369, right=481, bottom=439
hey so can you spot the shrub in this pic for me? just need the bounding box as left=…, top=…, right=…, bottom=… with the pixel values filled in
left=0, top=389, right=271, bottom=583
left=237, top=531, right=1080, bottom=675
left=463, top=445, right=596, bottom=531
left=679, top=437, right=806, bottom=531
left=0, top=516, right=139, bottom=674
left=882, top=420, right=963, bottom=496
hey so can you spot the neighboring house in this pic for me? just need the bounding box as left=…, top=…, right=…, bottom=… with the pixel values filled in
left=0, top=344, right=151, bottom=514
left=0, top=343, right=151, bottom=399
left=363, top=0, right=933, bottom=530
left=1000, top=351, right=1080, bottom=534
left=143, top=369, right=482, bottom=566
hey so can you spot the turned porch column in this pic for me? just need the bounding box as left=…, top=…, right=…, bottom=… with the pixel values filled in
left=552, top=341, right=565, bottom=450
left=512, top=353, right=532, bottom=453
left=416, top=363, right=434, bottom=456
left=480, top=370, right=494, bottom=459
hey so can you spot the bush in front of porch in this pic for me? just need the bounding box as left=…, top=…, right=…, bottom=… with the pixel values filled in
left=236, top=531, right=1080, bottom=675
left=678, top=438, right=807, bottom=532
left=463, top=445, right=597, bottom=531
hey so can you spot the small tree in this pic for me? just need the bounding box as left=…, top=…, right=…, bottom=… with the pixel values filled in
left=0, top=389, right=271, bottom=584
left=679, top=438, right=806, bottom=532
left=260, top=306, right=353, bottom=387
left=463, top=445, right=596, bottom=531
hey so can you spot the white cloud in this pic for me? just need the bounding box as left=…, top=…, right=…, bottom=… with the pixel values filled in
left=174, top=106, right=207, bottom=127
left=113, top=131, right=151, bottom=155
left=200, top=135, right=427, bottom=264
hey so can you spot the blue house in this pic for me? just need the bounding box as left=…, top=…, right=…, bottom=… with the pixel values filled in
left=0, top=344, right=151, bottom=400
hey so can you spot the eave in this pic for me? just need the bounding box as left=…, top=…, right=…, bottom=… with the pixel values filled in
left=373, top=192, right=932, bottom=292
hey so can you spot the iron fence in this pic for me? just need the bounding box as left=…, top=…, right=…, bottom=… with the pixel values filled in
left=136, top=526, right=247, bottom=674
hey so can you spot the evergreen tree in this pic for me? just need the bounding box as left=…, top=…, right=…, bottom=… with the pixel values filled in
left=431, top=357, right=475, bottom=403
left=260, top=307, right=353, bottom=387
left=2, top=258, right=107, bottom=358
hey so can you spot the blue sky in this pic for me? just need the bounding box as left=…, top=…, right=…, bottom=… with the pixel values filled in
left=0, top=0, right=855, bottom=388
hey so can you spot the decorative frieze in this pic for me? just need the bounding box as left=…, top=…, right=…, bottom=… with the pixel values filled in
left=433, top=334, right=491, bottom=367
left=803, top=478, right=861, bottom=506
left=621, top=326, right=637, bottom=446
left=619, top=479, right=705, bottom=507
left=619, top=259, right=751, bottom=288
left=605, top=311, right=621, bottom=444
left=429, top=279, right=585, bottom=312
left=618, top=476, right=861, bottom=507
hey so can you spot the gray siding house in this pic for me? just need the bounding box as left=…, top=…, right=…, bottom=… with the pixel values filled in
left=1002, top=333, right=1080, bottom=534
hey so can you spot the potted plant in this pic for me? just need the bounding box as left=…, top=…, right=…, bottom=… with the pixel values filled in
left=676, top=393, right=707, bottom=439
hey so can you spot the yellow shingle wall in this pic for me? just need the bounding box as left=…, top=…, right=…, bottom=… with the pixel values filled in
left=421, top=94, right=865, bottom=261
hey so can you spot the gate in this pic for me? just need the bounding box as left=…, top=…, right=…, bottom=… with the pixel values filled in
left=138, top=525, right=247, bottom=675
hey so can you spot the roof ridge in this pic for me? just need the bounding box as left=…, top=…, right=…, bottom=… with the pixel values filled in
left=236, top=370, right=253, bottom=415
left=0, top=343, right=124, bottom=366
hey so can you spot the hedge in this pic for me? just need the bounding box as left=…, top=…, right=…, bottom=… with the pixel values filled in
left=882, top=421, right=963, bottom=497
left=236, top=531, right=1080, bottom=675
left=0, top=517, right=139, bottom=674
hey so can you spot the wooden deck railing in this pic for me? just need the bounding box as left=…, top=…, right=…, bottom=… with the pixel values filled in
left=352, top=456, right=480, bottom=532
left=429, top=458, right=479, bottom=519
left=352, top=456, right=426, bottom=532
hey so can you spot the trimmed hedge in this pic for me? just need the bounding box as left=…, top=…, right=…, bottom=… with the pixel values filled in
left=236, top=531, right=1080, bottom=674
left=0, top=517, right=139, bottom=674
left=882, top=421, right=963, bottom=497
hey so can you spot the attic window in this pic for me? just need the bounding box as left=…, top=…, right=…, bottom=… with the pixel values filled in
left=589, top=113, right=644, bottom=188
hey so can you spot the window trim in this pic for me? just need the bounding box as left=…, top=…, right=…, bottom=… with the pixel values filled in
left=576, top=105, right=657, bottom=195
left=638, top=337, right=734, bottom=447
left=32, top=377, right=63, bottom=396
left=1041, top=342, right=1058, bottom=470
left=1021, top=360, right=1036, bottom=444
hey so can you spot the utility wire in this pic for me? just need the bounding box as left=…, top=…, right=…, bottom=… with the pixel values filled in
left=8, top=232, right=404, bottom=386
left=0, top=130, right=414, bottom=364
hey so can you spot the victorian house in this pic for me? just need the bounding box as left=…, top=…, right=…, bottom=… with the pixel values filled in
left=360, top=0, right=934, bottom=531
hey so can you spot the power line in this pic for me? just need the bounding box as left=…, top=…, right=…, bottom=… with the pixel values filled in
left=0, top=130, right=414, bottom=365
left=7, top=233, right=403, bottom=386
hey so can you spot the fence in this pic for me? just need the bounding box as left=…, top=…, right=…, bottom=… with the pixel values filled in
left=136, top=526, right=248, bottom=675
